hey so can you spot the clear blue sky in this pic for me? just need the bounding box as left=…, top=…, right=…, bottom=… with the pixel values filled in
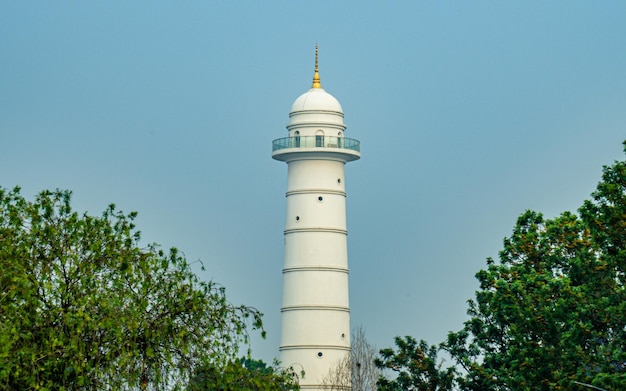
left=2, top=2, right=625, bottom=363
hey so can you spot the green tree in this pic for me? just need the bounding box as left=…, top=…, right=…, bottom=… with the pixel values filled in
left=188, top=357, right=300, bottom=391
left=375, top=336, right=455, bottom=391
left=443, top=141, right=626, bottom=390
left=0, top=187, right=271, bottom=390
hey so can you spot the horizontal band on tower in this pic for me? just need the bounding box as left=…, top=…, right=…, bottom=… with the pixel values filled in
left=286, top=189, right=346, bottom=197
left=281, top=305, right=350, bottom=313
left=283, top=266, right=348, bottom=274
left=285, top=227, right=347, bottom=235
left=286, top=113, right=345, bottom=121
left=279, top=344, right=351, bottom=352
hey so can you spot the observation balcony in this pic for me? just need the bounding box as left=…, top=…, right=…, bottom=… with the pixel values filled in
left=272, top=136, right=361, bottom=162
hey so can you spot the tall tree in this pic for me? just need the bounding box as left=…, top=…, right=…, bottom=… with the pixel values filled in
left=352, top=327, right=382, bottom=391
left=321, top=326, right=381, bottom=391
left=0, top=188, right=270, bottom=390
left=443, top=141, right=626, bottom=390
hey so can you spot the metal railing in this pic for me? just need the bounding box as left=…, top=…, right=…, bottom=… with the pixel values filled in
left=272, top=136, right=360, bottom=152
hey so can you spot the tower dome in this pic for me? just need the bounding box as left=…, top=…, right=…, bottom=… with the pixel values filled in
left=290, top=88, right=343, bottom=114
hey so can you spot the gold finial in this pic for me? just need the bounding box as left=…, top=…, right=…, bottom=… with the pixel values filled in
left=311, top=43, right=322, bottom=89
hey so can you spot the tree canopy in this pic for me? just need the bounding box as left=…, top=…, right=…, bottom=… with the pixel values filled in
left=0, top=188, right=294, bottom=390
left=375, top=336, right=455, bottom=391
left=377, top=141, right=626, bottom=390
left=188, top=357, right=299, bottom=391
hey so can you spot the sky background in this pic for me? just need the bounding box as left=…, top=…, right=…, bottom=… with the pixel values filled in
left=2, top=1, right=625, bottom=365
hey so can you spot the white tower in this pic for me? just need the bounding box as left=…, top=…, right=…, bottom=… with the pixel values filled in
left=272, top=46, right=360, bottom=390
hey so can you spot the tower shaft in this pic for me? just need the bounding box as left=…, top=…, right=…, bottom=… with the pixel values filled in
left=280, top=157, right=351, bottom=389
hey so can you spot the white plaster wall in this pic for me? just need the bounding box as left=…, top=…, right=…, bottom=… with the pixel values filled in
left=283, top=232, right=348, bottom=269
left=286, top=159, right=346, bottom=191
left=288, top=112, right=345, bottom=132
left=280, top=309, right=350, bottom=346
left=282, top=270, right=349, bottom=307
left=285, top=195, right=347, bottom=231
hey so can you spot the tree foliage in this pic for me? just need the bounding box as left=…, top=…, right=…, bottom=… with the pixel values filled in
left=0, top=188, right=271, bottom=390
left=375, top=336, right=455, bottom=391
left=442, top=141, right=626, bottom=390
left=188, top=357, right=300, bottom=391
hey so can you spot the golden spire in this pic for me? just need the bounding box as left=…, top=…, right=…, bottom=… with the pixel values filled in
left=311, top=43, right=322, bottom=89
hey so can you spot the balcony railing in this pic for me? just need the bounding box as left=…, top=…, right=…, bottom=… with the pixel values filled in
left=272, top=136, right=360, bottom=152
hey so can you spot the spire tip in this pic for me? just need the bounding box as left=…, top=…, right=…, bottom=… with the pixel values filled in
left=312, top=43, right=322, bottom=89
